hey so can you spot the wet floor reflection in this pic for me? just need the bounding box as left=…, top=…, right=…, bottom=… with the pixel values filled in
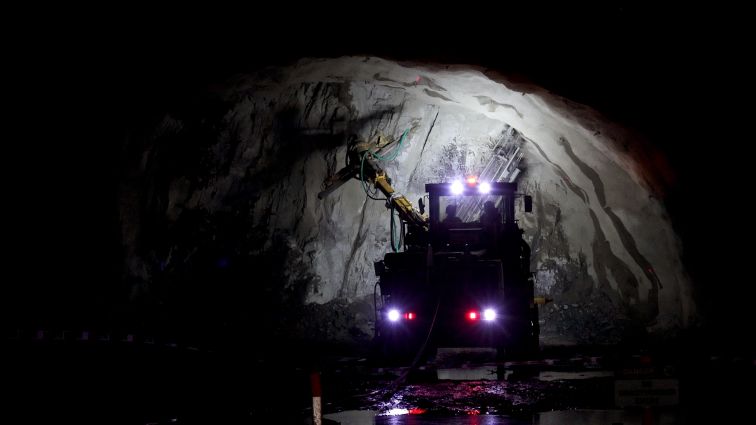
left=375, top=414, right=529, bottom=425
left=329, top=408, right=681, bottom=424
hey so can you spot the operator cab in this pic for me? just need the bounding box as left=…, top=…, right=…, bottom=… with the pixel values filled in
left=426, top=178, right=519, bottom=253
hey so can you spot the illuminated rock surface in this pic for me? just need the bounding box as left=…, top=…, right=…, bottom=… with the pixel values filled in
left=119, top=57, right=692, bottom=345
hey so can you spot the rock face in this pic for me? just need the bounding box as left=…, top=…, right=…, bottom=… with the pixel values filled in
left=119, top=57, right=693, bottom=346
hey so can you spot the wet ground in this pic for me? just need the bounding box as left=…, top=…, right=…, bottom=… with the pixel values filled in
left=330, top=409, right=682, bottom=424
left=321, top=359, right=615, bottom=417
left=303, top=345, right=754, bottom=424
left=5, top=329, right=754, bottom=424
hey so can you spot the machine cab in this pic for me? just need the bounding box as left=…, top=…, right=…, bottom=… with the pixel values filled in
left=426, top=178, right=521, bottom=253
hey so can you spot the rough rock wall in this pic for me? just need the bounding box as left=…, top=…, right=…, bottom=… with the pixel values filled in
left=119, top=57, right=692, bottom=345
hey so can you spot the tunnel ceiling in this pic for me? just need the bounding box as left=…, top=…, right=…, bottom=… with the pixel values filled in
left=119, top=56, right=693, bottom=346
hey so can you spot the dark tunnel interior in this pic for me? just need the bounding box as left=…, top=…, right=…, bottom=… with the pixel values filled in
left=5, top=6, right=753, bottom=423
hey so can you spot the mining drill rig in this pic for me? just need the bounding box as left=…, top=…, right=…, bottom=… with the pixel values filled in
left=319, top=131, right=542, bottom=360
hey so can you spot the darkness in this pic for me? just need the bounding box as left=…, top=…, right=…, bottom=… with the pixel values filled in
left=5, top=5, right=752, bottom=421
left=2, top=3, right=756, bottom=420
left=11, top=5, right=749, bottom=341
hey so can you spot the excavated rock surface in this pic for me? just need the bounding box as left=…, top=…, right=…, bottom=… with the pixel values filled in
left=118, top=57, right=692, bottom=346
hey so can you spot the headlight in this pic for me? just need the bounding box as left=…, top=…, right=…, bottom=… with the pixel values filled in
left=450, top=180, right=464, bottom=195
left=387, top=309, right=400, bottom=322
left=483, top=308, right=497, bottom=321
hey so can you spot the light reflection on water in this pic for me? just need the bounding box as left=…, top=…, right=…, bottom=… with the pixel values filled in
left=376, top=414, right=530, bottom=425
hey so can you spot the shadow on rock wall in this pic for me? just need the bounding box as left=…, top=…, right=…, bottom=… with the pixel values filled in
left=118, top=87, right=392, bottom=349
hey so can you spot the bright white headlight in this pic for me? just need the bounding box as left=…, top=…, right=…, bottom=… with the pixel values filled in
left=387, top=309, right=400, bottom=322
left=478, top=182, right=491, bottom=194
left=483, top=308, right=497, bottom=321
left=450, top=180, right=464, bottom=195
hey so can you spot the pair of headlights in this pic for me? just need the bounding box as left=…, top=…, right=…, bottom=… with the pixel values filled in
left=386, top=308, right=497, bottom=322
left=450, top=179, right=491, bottom=195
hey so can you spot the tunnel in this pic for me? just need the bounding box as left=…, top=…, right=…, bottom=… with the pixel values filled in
left=5, top=7, right=752, bottom=424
